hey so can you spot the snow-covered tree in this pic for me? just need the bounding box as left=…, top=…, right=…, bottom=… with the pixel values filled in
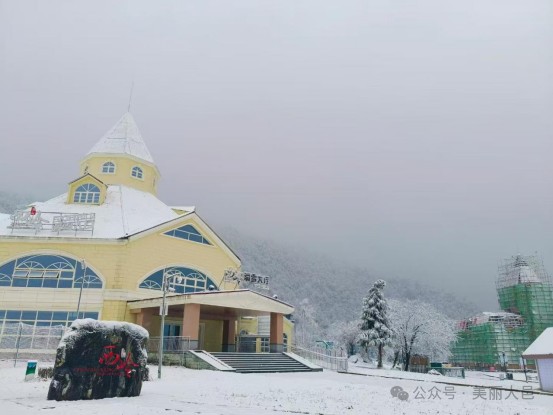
left=359, top=279, right=392, bottom=368
left=388, top=298, right=457, bottom=371
left=0, top=191, right=34, bottom=214
left=295, top=298, right=321, bottom=347
left=217, top=226, right=479, bottom=338
left=332, top=320, right=361, bottom=357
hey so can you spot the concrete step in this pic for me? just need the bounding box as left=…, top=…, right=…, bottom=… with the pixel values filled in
left=209, top=352, right=319, bottom=373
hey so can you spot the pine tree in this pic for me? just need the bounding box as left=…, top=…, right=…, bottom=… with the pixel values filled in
left=359, top=279, right=392, bottom=368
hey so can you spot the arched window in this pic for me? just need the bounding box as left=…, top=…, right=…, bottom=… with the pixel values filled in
left=139, top=267, right=217, bottom=294
left=102, top=161, right=116, bottom=174
left=131, top=166, right=143, bottom=179
left=164, top=224, right=211, bottom=245
left=0, top=254, right=103, bottom=289
left=73, top=183, right=100, bottom=204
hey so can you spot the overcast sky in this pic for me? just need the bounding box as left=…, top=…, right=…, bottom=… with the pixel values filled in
left=1, top=1, right=552, bottom=310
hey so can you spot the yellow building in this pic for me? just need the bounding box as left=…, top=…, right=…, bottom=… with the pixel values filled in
left=0, top=113, right=293, bottom=356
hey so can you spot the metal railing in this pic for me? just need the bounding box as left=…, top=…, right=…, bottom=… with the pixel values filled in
left=9, top=210, right=95, bottom=235
left=237, top=335, right=271, bottom=353
left=291, top=345, right=348, bottom=372
left=428, top=366, right=465, bottom=378
left=0, top=322, right=67, bottom=364
left=147, top=336, right=192, bottom=354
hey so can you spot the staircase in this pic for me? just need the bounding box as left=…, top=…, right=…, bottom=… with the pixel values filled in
left=209, top=352, right=321, bottom=373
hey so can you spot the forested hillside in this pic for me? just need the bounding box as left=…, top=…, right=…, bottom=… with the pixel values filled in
left=217, top=226, right=479, bottom=341
left=0, top=191, right=33, bottom=214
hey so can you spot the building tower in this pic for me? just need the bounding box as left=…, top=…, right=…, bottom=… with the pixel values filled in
left=450, top=254, right=553, bottom=369
left=497, top=254, right=553, bottom=341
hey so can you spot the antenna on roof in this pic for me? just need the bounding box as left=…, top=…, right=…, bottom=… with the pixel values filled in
left=127, top=80, right=135, bottom=113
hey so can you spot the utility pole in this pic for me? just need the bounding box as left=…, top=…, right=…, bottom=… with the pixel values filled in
left=76, top=259, right=87, bottom=318
left=158, top=271, right=183, bottom=379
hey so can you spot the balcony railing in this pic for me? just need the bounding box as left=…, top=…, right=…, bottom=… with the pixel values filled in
left=8, top=210, right=95, bottom=236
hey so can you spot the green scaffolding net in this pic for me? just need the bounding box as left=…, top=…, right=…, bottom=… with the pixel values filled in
left=450, top=255, right=553, bottom=369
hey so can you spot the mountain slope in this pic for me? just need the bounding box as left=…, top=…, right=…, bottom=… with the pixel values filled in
left=217, top=226, right=479, bottom=335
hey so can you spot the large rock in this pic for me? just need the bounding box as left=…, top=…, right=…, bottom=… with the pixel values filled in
left=47, top=319, right=149, bottom=401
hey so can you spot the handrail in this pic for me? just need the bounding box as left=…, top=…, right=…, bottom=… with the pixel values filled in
left=291, top=344, right=348, bottom=372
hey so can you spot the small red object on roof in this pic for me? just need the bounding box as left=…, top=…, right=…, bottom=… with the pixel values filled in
left=30, top=206, right=36, bottom=216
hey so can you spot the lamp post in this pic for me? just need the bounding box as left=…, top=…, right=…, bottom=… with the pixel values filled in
left=76, top=259, right=87, bottom=318
left=158, top=271, right=183, bottom=379
left=521, top=354, right=528, bottom=382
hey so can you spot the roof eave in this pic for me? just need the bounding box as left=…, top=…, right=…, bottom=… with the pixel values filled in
left=67, top=172, right=107, bottom=187
left=522, top=354, right=553, bottom=359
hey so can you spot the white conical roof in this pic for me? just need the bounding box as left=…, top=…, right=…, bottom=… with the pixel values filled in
left=514, top=255, right=540, bottom=284
left=87, top=113, right=155, bottom=163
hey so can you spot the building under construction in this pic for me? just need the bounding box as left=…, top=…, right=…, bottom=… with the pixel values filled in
left=450, top=255, right=553, bottom=369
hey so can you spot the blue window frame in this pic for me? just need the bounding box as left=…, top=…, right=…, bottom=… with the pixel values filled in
left=102, top=161, right=116, bottom=174
left=0, top=309, right=99, bottom=329
left=0, top=274, right=10, bottom=287
left=0, top=254, right=103, bottom=289
left=21, top=311, right=37, bottom=320
left=73, top=183, right=100, bottom=204
left=37, top=311, right=52, bottom=320
left=139, top=267, right=218, bottom=294
left=131, top=166, right=143, bottom=179
left=164, top=224, right=211, bottom=245
left=7, top=310, right=21, bottom=319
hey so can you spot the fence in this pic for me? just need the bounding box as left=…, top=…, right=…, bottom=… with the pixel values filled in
left=0, top=322, right=66, bottom=363
left=291, top=345, right=348, bottom=372
left=236, top=335, right=274, bottom=353
left=147, top=336, right=192, bottom=354
left=428, top=366, right=465, bottom=378
left=146, top=336, right=192, bottom=365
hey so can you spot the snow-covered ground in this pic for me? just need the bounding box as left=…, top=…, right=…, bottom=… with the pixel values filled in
left=348, top=361, right=541, bottom=389
left=1, top=360, right=552, bottom=415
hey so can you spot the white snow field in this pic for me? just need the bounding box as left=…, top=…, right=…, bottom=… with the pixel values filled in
left=1, top=361, right=552, bottom=415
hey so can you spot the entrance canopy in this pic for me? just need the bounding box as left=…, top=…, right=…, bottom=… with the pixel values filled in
left=128, top=289, right=293, bottom=353
left=127, top=289, right=294, bottom=316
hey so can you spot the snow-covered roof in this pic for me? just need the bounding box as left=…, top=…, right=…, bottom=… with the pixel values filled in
left=87, top=113, right=155, bottom=164
left=458, top=312, right=524, bottom=329
left=0, top=185, right=184, bottom=239
left=170, top=206, right=196, bottom=213
left=523, top=328, right=553, bottom=359
left=481, top=312, right=520, bottom=317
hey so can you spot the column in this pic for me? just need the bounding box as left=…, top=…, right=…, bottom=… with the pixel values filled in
left=135, top=309, right=153, bottom=333
left=269, top=312, right=284, bottom=353
left=222, top=319, right=236, bottom=352
left=182, top=303, right=201, bottom=350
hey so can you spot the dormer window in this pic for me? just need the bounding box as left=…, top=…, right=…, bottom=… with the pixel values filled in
left=131, top=166, right=144, bottom=180
left=73, top=183, right=100, bottom=204
left=102, top=161, right=116, bottom=174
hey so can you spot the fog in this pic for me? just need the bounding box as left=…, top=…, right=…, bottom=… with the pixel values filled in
left=1, top=1, right=552, bottom=309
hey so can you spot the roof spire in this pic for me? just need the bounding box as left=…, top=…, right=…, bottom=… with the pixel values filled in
left=127, top=80, right=134, bottom=113
left=86, top=113, right=155, bottom=164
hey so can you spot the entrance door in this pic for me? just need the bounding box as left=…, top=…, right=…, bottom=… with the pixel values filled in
left=163, top=324, right=181, bottom=351
left=163, top=324, right=181, bottom=337
left=198, top=323, right=205, bottom=350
